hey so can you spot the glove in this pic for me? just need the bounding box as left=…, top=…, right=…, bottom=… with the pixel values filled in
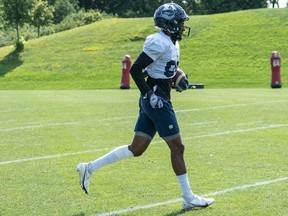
left=175, top=77, right=189, bottom=92
left=144, top=91, right=163, bottom=109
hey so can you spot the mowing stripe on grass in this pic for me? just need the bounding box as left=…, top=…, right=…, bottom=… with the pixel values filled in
left=1, top=123, right=287, bottom=165
left=95, top=176, right=288, bottom=216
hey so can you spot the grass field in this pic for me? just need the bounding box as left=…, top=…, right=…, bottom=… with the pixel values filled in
left=1, top=6, right=287, bottom=216
left=1, top=89, right=287, bottom=215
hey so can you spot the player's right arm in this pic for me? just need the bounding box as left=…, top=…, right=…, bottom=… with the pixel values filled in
left=130, top=51, right=153, bottom=96
left=130, top=52, right=164, bottom=109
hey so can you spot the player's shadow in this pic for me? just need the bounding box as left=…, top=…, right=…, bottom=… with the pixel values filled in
left=164, top=209, right=186, bottom=216
left=0, top=49, right=23, bottom=77
left=164, top=208, right=207, bottom=216
left=72, top=213, right=85, bottom=216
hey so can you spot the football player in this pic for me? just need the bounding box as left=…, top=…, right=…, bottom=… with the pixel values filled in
left=77, top=3, right=214, bottom=210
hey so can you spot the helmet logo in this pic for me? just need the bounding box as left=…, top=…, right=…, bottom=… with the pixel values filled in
left=159, top=5, right=177, bottom=20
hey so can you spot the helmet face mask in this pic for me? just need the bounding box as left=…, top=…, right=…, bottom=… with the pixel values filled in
left=182, top=25, right=191, bottom=38
left=154, top=3, right=190, bottom=41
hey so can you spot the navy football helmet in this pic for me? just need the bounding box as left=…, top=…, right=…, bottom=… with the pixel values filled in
left=154, top=3, right=190, bottom=40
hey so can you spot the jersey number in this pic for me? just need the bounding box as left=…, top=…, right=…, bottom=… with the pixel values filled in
left=164, top=61, right=177, bottom=77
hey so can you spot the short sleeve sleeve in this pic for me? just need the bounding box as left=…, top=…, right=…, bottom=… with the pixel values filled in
left=143, top=35, right=165, bottom=61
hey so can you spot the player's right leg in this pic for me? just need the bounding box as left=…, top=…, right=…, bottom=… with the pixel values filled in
left=77, top=106, right=155, bottom=194
left=76, top=162, right=91, bottom=194
left=76, top=145, right=134, bottom=194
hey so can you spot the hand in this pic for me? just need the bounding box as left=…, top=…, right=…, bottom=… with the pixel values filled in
left=144, top=91, right=163, bottom=109
left=176, top=77, right=189, bottom=92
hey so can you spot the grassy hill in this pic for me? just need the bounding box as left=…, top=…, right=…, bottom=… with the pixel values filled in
left=0, top=8, right=287, bottom=90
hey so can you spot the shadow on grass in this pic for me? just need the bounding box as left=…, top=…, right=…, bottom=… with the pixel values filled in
left=164, top=207, right=209, bottom=216
left=0, top=49, right=23, bottom=77
left=72, top=213, right=86, bottom=216
left=163, top=209, right=186, bottom=216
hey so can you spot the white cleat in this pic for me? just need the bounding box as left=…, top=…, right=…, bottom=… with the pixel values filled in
left=76, top=163, right=91, bottom=194
left=182, top=194, right=215, bottom=210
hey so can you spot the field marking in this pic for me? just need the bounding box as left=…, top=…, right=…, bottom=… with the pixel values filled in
left=187, top=121, right=217, bottom=125
left=0, top=148, right=111, bottom=165
left=0, top=120, right=17, bottom=123
left=0, top=116, right=137, bottom=132
left=183, top=124, right=288, bottom=140
left=153, top=123, right=288, bottom=144
left=1, top=123, right=287, bottom=165
left=0, top=104, right=84, bottom=113
left=234, top=121, right=262, bottom=126
left=94, top=176, right=288, bottom=216
left=1, top=100, right=287, bottom=132
left=1, top=99, right=287, bottom=114
left=175, top=100, right=288, bottom=113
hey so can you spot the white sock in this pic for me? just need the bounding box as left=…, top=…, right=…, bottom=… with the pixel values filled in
left=88, top=145, right=134, bottom=173
left=177, top=173, right=194, bottom=200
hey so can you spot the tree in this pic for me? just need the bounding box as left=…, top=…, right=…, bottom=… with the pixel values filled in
left=74, top=0, right=269, bottom=17
left=180, top=0, right=201, bottom=15
left=2, top=0, right=36, bottom=41
left=0, top=0, right=4, bottom=28
left=269, top=0, right=280, bottom=8
left=32, top=0, right=54, bottom=37
left=78, top=0, right=97, bottom=11
left=53, top=0, right=77, bottom=23
left=198, top=0, right=267, bottom=14
left=237, top=0, right=268, bottom=9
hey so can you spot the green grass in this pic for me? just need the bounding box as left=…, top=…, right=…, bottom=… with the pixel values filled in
left=0, top=8, right=287, bottom=215
left=1, top=89, right=287, bottom=215
left=0, top=8, right=287, bottom=89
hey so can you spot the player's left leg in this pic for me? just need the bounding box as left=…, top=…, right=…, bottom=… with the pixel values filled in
left=151, top=99, right=214, bottom=209
left=164, top=135, right=186, bottom=175
left=165, top=136, right=214, bottom=209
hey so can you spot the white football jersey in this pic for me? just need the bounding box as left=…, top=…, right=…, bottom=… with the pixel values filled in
left=143, top=31, right=180, bottom=79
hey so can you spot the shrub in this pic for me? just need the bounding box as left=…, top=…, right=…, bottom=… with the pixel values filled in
left=83, top=10, right=102, bottom=24
left=15, top=37, right=25, bottom=52
left=0, top=31, right=13, bottom=47
left=54, top=9, right=103, bottom=32
left=0, top=10, right=110, bottom=47
left=40, top=26, right=56, bottom=37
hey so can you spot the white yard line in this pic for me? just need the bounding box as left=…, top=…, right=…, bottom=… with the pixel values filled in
left=94, top=177, right=288, bottom=216
left=234, top=121, right=262, bottom=126
left=175, top=100, right=288, bottom=113
left=1, top=100, right=287, bottom=132
left=1, top=123, right=287, bottom=165
left=187, top=121, right=217, bottom=125
left=152, top=124, right=288, bottom=144
left=0, top=116, right=136, bottom=132
left=0, top=120, right=17, bottom=123
left=0, top=148, right=110, bottom=165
